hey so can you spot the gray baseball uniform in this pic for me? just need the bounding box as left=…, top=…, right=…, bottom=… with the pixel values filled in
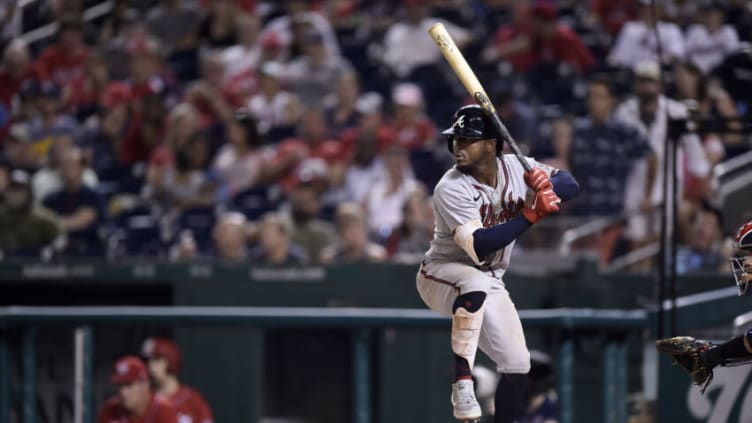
left=416, top=154, right=556, bottom=373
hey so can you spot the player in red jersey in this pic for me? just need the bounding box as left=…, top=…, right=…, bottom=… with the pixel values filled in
left=141, top=337, right=214, bottom=423
left=97, top=356, right=179, bottom=423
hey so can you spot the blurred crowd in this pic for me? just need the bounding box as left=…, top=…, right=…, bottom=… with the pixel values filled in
left=0, top=0, right=749, bottom=269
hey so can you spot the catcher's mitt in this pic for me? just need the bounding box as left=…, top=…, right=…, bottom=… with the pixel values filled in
left=656, top=336, right=716, bottom=393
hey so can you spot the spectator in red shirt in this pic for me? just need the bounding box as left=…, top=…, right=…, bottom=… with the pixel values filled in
left=64, top=51, right=111, bottom=121
left=339, top=92, right=395, bottom=159
left=0, top=39, right=39, bottom=130
left=482, top=2, right=595, bottom=74
left=590, top=0, right=639, bottom=36
left=126, top=37, right=171, bottom=102
left=270, top=109, right=346, bottom=192
left=97, top=356, right=178, bottom=423
left=35, top=14, right=90, bottom=88
left=141, top=337, right=214, bottom=423
left=390, top=82, right=436, bottom=151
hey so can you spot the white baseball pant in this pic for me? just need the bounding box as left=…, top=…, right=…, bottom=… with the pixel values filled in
left=416, top=260, right=531, bottom=374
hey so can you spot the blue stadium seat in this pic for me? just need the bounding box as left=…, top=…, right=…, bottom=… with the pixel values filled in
left=231, top=186, right=280, bottom=220
left=177, top=207, right=217, bottom=253
left=112, top=206, right=163, bottom=258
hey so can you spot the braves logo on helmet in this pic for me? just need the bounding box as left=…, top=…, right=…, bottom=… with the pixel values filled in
left=443, top=105, right=503, bottom=155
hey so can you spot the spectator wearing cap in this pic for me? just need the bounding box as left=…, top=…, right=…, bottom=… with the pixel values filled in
left=248, top=212, right=308, bottom=265
left=320, top=202, right=386, bottom=264
left=32, top=133, right=99, bottom=204
left=22, top=81, right=81, bottom=168
left=279, top=176, right=336, bottom=264
left=97, top=356, right=178, bottom=423
left=246, top=61, right=302, bottom=141
left=686, top=1, right=740, bottom=74
left=390, top=82, right=436, bottom=151
left=614, top=61, right=710, bottom=256
left=211, top=211, right=252, bottom=262
left=382, top=0, right=471, bottom=79
left=34, top=14, right=90, bottom=88
left=0, top=39, right=40, bottom=135
left=481, top=2, right=594, bottom=74
left=608, top=1, right=685, bottom=68
left=285, top=29, right=354, bottom=108
left=42, top=147, right=107, bottom=257
left=268, top=109, right=346, bottom=193
left=212, top=109, right=274, bottom=199
left=0, top=169, right=61, bottom=258
left=141, top=337, right=214, bottom=423
left=323, top=70, right=360, bottom=137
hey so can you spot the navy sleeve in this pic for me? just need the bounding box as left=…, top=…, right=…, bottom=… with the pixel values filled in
left=551, top=170, right=579, bottom=202
left=472, top=216, right=531, bottom=259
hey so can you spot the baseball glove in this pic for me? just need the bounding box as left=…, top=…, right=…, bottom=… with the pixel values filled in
left=656, top=336, right=716, bottom=393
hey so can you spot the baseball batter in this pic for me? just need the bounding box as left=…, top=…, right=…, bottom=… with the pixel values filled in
left=416, top=105, right=579, bottom=422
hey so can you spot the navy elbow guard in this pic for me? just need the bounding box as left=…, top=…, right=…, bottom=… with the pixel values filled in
left=551, top=170, right=579, bottom=202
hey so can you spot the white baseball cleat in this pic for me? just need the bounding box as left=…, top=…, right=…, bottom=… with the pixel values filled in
left=451, top=379, right=482, bottom=421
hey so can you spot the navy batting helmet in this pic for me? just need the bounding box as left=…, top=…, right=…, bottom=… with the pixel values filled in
left=443, top=105, right=502, bottom=155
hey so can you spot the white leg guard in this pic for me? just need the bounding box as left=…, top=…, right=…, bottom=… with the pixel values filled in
left=451, top=305, right=485, bottom=370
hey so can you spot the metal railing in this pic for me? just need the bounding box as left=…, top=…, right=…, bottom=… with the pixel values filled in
left=0, top=306, right=647, bottom=423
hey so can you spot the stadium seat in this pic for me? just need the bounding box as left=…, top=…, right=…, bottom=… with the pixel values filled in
left=177, top=207, right=217, bottom=253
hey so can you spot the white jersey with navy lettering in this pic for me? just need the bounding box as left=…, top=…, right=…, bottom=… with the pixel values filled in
left=425, top=154, right=557, bottom=275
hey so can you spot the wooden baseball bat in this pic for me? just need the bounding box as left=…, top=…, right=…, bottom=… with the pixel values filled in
left=428, top=22, right=531, bottom=172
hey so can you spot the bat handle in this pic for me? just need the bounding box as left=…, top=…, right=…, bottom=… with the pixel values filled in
left=487, top=111, right=532, bottom=173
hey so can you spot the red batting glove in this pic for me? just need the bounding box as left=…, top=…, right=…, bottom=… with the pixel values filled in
left=521, top=188, right=561, bottom=224
left=524, top=168, right=553, bottom=191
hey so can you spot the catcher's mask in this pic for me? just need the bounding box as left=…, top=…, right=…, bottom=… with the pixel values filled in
left=443, top=105, right=502, bottom=156
left=730, top=220, right=752, bottom=296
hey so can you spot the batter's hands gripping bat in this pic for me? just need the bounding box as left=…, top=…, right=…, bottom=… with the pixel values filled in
left=428, top=22, right=532, bottom=172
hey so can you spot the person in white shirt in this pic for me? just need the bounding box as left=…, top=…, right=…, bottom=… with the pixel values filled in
left=246, top=61, right=301, bottom=137
left=614, top=61, right=710, bottom=245
left=685, top=1, right=740, bottom=74
left=364, top=146, right=422, bottom=241
left=609, top=1, right=685, bottom=68
left=382, top=0, right=471, bottom=79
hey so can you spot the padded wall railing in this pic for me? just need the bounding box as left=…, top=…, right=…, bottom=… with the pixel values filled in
left=0, top=306, right=647, bottom=423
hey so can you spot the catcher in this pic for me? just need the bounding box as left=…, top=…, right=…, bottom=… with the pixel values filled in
left=656, top=220, right=752, bottom=393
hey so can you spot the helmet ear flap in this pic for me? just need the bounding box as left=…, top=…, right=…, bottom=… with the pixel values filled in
left=446, top=135, right=454, bottom=154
